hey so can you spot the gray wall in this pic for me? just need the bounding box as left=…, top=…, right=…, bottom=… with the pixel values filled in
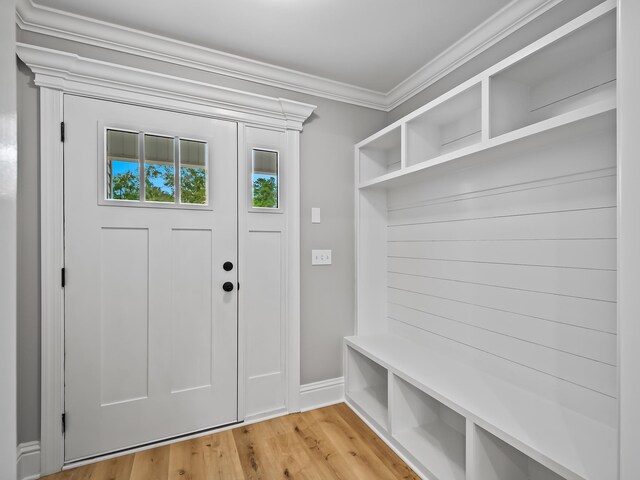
left=0, top=0, right=18, bottom=476
left=16, top=29, right=387, bottom=443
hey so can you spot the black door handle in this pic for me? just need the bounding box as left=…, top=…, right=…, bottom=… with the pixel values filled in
left=223, top=281, right=234, bottom=292
left=223, top=261, right=234, bottom=271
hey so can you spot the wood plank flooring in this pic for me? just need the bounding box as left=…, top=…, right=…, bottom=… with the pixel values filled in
left=44, top=403, right=418, bottom=480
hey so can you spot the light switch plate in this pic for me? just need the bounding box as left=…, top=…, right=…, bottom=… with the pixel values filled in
left=312, top=249, right=332, bottom=265
left=312, top=207, right=321, bottom=224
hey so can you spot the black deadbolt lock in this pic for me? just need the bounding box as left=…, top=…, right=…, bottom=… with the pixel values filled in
left=223, top=281, right=234, bottom=292
left=223, top=261, right=234, bottom=271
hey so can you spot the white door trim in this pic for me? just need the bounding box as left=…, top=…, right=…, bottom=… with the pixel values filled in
left=17, top=43, right=315, bottom=476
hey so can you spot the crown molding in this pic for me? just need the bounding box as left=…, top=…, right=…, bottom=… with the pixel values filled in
left=15, top=0, right=388, bottom=110
left=16, top=0, right=563, bottom=112
left=385, top=0, right=564, bottom=110
left=16, top=43, right=316, bottom=131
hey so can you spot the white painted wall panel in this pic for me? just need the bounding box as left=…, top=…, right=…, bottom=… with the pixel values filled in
left=387, top=208, right=615, bottom=242
left=618, top=1, right=640, bottom=476
left=171, top=228, right=213, bottom=393
left=100, top=227, right=149, bottom=406
left=387, top=171, right=616, bottom=226
left=387, top=131, right=617, bottom=420
left=388, top=238, right=616, bottom=270
left=389, top=303, right=616, bottom=396
left=388, top=272, right=616, bottom=334
left=388, top=257, right=615, bottom=302
left=388, top=288, right=616, bottom=365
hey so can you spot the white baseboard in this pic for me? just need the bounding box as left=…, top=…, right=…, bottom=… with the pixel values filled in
left=299, top=377, right=345, bottom=412
left=17, top=441, right=41, bottom=480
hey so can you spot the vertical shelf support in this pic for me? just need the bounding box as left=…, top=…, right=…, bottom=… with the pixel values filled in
left=481, top=77, right=491, bottom=142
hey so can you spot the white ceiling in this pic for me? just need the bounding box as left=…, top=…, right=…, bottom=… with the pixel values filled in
left=32, top=0, right=511, bottom=93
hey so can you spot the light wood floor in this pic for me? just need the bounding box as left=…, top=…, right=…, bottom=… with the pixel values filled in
left=44, top=403, right=418, bottom=480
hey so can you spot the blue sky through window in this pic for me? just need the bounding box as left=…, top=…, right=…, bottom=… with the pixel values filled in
left=253, top=173, right=276, bottom=182
left=112, top=159, right=138, bottom=176
left=112, top=159, right=174, bottom=193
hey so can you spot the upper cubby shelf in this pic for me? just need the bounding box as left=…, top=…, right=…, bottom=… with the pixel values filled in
left=358, top=125, right=402, bottom=183
left=490, top=8, right=615, bottom=137
left=357, top=0, right=616, bottom=190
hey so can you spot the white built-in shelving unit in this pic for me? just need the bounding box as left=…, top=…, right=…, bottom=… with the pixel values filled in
left=346, top=2, right=618, bottom=480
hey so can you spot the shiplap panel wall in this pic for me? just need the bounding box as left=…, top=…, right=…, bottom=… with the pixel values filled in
left=385, top=126, right=617, bottom=426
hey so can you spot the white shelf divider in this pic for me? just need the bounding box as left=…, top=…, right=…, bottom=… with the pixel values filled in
left=405, top=83, right=482, bottom=168
left=345, top=346, right=389, bottom=431
left=358, top=125, right=402, bottom=183
left=391, top=374, right=466, bottom=480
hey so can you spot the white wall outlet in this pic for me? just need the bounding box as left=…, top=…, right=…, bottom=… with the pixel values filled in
left=312, top=207, right=321, bottom=224
left=312, top=249, right=332, bottom=265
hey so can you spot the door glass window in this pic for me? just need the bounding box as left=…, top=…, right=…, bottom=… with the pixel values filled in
left=144, top=134, right=175, bottom=203
left=252, top=149, right=279, bottom=209
left=106, top=129, right=140, bottom=201
left=180, top=139, right=208, bottom=205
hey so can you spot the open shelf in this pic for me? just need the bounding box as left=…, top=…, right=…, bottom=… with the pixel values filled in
left=358, top=125, right=402, bottom=183
left=392, top=375, right=466, bottom=480
left=356, top=1, right=617, bottom=190
left=345, top=335, right=617, bottom=480
left=346, top=346, right=388, bottom=430
left=406, top=83, right=481, bottom=167
left=471, top=426, right=565, bottom=480
left=359, top=98, right=615, bottom=190
left=490, top=10, right=615, bottom=137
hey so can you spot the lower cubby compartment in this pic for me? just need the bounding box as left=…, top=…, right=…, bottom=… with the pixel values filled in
left=391, top=375, right=466, bottom=480
left=472, top=426, right=565, bottom=480
left=346, top=347, right=389, bottom=430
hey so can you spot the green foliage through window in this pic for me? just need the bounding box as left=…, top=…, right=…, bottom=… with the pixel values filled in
left=110, top=165, right=140, bottom=200
left=253, top=176, right=278, bottom=208
left=145, top=164, right=175, bottom=202
left=180, top=167, right=207, bottom=204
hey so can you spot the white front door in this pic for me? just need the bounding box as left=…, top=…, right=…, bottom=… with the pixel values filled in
left=63, top=95, right=238, bottom=461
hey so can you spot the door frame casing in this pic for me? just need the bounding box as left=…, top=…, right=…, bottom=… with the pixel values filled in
left=17, top=43, right=315, bottom=475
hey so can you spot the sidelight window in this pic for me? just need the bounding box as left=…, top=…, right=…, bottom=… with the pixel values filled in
left=251, top=149, right=279, bottom=209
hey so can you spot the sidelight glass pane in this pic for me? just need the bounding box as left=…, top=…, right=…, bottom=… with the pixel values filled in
left=179, top=139, right=208, bottom=205
left=106, top=129, right=140, bottom=201
left=144, top=134, right=175, bottom=203
left=252, top=149, right=279, bottom=209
